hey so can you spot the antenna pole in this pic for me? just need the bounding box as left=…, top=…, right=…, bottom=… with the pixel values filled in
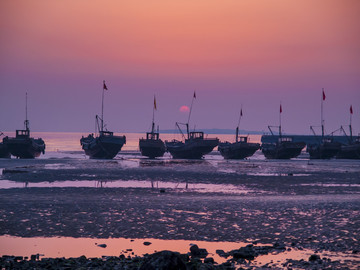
left=279, top=102, right=282, bottom=137
left=152, top=95, right=155, bottom=133
left=350, top=108, right=353, bottom=139
left=25, top=92, right=29, bottom=130
left=236, top=106, right=242, bottom=142
left=321, top=88, right=324, bottom=137
left=187, top=91, right=196, bottom=137
left=101, top=82, right=105, bottom=132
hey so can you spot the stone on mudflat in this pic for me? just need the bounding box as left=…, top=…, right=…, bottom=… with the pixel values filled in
left=204, top=257, right=215, bottom=264
left=190, top=244, right=208, bottom=258
left=309, top=254, right=321, bottom=261
left=139, top=250, right=186, bottom=270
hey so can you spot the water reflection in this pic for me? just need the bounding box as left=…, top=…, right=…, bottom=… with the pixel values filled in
left=0, top=180, right=253, bottom=194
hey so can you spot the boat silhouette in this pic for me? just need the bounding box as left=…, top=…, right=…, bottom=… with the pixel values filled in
left=0, top=132, right=10, bottom=158
left=307, top=89, right=340, bottom=159
left=139, top=96, right=165, bottom=158
left=218, top=108, right=260, bottom=159
left=165, top=92, right=219, bottom=159
left=336, top=106, right=360, bottom=159
left=80, top=81, right=126, bottom=159
left=3, top=93, right=45, bottom=159
left=261, top=103, right=305, bottom=159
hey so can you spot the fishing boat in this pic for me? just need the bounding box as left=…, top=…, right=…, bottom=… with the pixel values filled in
left=336, top=106, right=360, bottom=159
left=80, top=81, right=126, bottom=159
left=307, top=89, right=341, bottom=159
left=218, top=108, right=260, bottom=159
left=261, top=104, right=305, bottom=159
left=139, top=96, right=165, bottom=158
left=0, top=132, right=11, bottom=158
left=165, top=92, right=219, bottom=159
left=3, top=93, right=45, bottom=158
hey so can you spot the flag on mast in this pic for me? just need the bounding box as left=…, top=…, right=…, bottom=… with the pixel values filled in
left=280, top=104, right=282, bottom=113
left=103, top=80, right=108, bottom=90
left=350, top=105, right=353, bottom=114
left=240, top=108, right=243, bottom=116
left=193, top=91, right=196, bottom=99
left=154, top=96, right=157, bottom=110
left=322, top=89, right=326, bottom=100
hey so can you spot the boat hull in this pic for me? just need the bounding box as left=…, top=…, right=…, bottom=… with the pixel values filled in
left=0, top=142, right=11, bottom=158
left=166, top=138, right=219, bottom=159
left=307, top=142, right=341, bottom=159
left=139, top=139, right=165, bottom=158
left=336, top=143, right=360, bottom=159
left=80, top=134, right=126, bottom=159
left=262, top=142, right=305, bottom=159
left=218, top=142, right=260, bottom=159
left=4, top=137, right=45, bottom=159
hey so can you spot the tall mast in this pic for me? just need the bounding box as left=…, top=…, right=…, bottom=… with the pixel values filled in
left=321, top=88, right=325, bottom=137
left=350, top=105, right=353, bottom=139
left=279, top=102, right=282, bottom=137
left=187, top=91, right=196, bottom=138
left=24, top=92, right=29, bottom=130
left=101, top=80, right=107, bottom=132
left=152, top=95, right=156, bottom=133
left=236, top=106, right=243, bottom=142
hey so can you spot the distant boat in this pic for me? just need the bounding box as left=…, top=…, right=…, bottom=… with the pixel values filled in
left=0, top=132, right=11, bottom=158
left=261, top=103, right=305, bottom=159
left=307, top=89, right=340, bottom=159
left=80, top=81, right=126, bottom=159
left=336, top=106, right=360, bottom=159
left=139, top=96, right=165, bottom=158
left=3, top=93, right=45, bottom=159
left=218, top=108, right=260, bottom=159
left=165, top=92, right=219, bottom=159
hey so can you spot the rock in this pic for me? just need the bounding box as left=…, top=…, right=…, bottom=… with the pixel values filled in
left=143, top=241, right=152, bottom=246
left=139, top=250, right=186, bottom=270
left=30, top=254, right=37, bottom=261
left=309, top=254, right=321, bottom=261
left=204, top=257, right=214, bottom=264
left=232, top=245, right=255, bottom=260
left=216, top=249, right=227, bottom=257
left=97, top=244, right=107, bottom=248
left=190, top=245, right=208, bottom=258
left=160, top=189, right=166, bottom=193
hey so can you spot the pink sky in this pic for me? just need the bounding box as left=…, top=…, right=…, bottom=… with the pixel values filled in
left=0, top=0, right=359, bottom=135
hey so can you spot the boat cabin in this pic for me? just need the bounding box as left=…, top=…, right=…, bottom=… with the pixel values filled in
left=146, top=132, right=159, bottom=140
left=100, top=131, right=113, bottom=137
left=237, top=136, right=248, bottom=143
left=16, top=129, right=30, bottom=138
left=278, top=137, right=293, bottom=143
left=188, top=131, right=204, bottom=140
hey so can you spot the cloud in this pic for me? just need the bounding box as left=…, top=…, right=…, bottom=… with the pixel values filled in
left=179, top=105, right=190, bottom=113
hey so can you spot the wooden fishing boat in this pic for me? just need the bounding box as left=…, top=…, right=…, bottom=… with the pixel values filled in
left=139, top=96, right=165, bottom=158
left=3, top=93, right=45, bottom=159
left=80, top=81, right=126, bottom=159
left=261, top=104, right=305, bottom=159
left=165, top=92, right=219, bottom=159
left=218, top=108, right=260, bottom=159
left=307, top=89, right=340, bottom=159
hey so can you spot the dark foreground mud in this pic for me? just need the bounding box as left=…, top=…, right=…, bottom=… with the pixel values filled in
left=0, top=157, right=360, bottom=269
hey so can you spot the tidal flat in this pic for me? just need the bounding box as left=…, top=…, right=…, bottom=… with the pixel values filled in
left=0, top=154, right=359, bottom=269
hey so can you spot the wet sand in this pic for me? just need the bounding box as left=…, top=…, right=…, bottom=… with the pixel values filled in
left=0, top=155, right=359, bottom=268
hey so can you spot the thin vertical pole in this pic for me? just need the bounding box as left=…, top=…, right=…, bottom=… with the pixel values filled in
left=350, top=108, right=353, bottom=139
left=279, top=102, right=282, bottom=137
left=152, top=95, right=155, bottom=133
left=321, top=88, right=324, bottom=137
left=101, top=81, right=105, bottom=132
left=25, top=92, right=29, bottom=130
left=187, top=91, right=196, bottom=138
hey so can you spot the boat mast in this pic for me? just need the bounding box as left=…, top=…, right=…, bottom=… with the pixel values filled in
left=236, top=106, right=243, bottom=142
left=321, top=88, right=325, bottom=137
left=279, top=102, right=282, bottom=138
left=349, top=105, right=353, bottom=139
left=152, top=95, right=156, bottom=133
left=101, top=80, right=107, bottom=132
left=187, top=91, right=196, bottom=138
left=24, top=92, right=29, bottom=130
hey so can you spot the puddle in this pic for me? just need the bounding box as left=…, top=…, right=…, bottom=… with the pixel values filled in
left=0, top=180, right=253, bottom=194
left=0, top=236, right=358, bottom=267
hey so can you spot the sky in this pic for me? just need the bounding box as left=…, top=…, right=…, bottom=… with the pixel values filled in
left=1, top=0, right=359, bottom=135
